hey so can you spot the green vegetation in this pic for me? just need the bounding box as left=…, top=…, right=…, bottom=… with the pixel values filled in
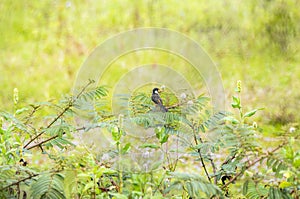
left=1, top=0, right=300, bottom=198
left=0, top=81, right=299, bottom=198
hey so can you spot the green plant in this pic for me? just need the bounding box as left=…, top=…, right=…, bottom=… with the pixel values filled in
left=0, top=81, right=299, bottom=198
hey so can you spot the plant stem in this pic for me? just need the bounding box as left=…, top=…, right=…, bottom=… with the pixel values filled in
left=117, top=130, right=123, bottom=193
left=26, top=132, right=66, bottom=150
left=207, top=155, right=217, bottom=184
left=26, top=121, right=113, bottom=150
left=191, top=123, right=211, bottom=182
left=172, top=135, right=179, bottom=171
left=1, top=174, right=39, bottom=191
left=23, top=80, right=93, bottom=149
left=153, top=173, right=166, bottom=194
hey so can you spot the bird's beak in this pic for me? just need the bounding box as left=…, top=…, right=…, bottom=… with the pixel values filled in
left=158, top=89, right=162, bottom=93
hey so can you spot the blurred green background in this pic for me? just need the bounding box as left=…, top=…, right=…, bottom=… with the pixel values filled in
left=0, top=0, right=299, bottom=126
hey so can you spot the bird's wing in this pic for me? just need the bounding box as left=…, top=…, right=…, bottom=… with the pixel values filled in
left=151, top=94, right=162, bottom=104
left=158, top=97, right=163, bottom=105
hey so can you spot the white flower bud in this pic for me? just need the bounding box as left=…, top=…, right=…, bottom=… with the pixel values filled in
left=187, top=100, right=193, bottom=105
left=66, top=1, right=72, bottom=8
left=180, top=93, right=187, bottom=99
left=289, top=127, right=296, bottom=133
left=142, top=151, right=150, bottom=159
left=101, top=153, right=110, bottom=161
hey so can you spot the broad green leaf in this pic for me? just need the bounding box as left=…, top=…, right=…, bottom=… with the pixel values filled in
left=121, top=143, right=131, bottom=154
left=15, top=107, right=29, bottom=115
left=231, top=96, right=241, bottom=109
left=279, top=181, right=292, bottom=189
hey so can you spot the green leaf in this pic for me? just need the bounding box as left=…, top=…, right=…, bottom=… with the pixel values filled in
left=155, top=127, right=169, bottom=144
left=139, top=143, right=160, bottom=149
left=243, top=109, right=257, bottom=118
left=231, top=96, right=241, bottom=109
left=109, top=193, right=128, bottom=199
left=160, top=134, right=169, bottom=144
left=31, top=173, right=66, bottom=199
left=79, top=86, right=108, bottom=102
left=83, top=181, right=94, bottom=192
left=243, top=108, right=263, bottom=118
left=243, top=180, right=249, bottom=195
left=111, top=126, right=120, bottom=141
left=293, top=155, right=300, bottom=168
left=15, top=107, right=29, bottom=115
left=101, top=167, right=117, bottom=175
left=167, top=172, right=223, bottom=197
left=77, top=173, right=92, bottom=181
left=245, top=180, right=268, bottom=199
left=223, top=116, right=240, bottom=124
left=121, top=143, right=131, bottom=154
left=279, top=181, right=292, bottom=189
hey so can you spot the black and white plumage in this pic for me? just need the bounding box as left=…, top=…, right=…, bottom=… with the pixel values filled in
left=151, top=88, right=168, bottom=112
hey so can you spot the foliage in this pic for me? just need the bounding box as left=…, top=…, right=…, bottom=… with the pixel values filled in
left=0, top=81, right=299, bottom=198
left=1, top=0, right=300, bottom=198
left=30, top=173, right=65, bottom=199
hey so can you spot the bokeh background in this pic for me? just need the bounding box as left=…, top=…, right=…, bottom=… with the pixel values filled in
left=1, top=0, right=299, bottom=130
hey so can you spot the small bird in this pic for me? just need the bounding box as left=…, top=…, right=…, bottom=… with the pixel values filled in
left=151, top=88, right=168, bottom=112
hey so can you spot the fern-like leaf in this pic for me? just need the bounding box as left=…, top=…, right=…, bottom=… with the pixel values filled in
left=165, top=172, right=223, bottom=198
left=31, top=173, right=66, bottom=199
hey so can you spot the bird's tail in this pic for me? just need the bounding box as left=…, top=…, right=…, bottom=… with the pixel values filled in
left=158, top=104, right=168, bottom=112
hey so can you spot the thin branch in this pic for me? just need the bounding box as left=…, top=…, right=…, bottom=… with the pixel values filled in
left=26, top=132, right=66, bottom=150
left=110, top=178, right=120, bottom=192
left=93, top=176, right=96, bottom=199
left=23, top=80, right=94, bottom=149
left=24, top=105, right=40, bottom=125
left=172, top=135, right=180, bottom=171
left=153, top=173, right=166, bottom=195
left=23, top=107, right=69, bottom=149
left=166, top=102, right=186, bottom=109
left=1, top=169, right=63, bottom=191
left=221, top=154, right=237, bottom=167
left=38, top=144, right=44, bottom=153
left=191, top=123, right=211, bottom=182
left=26, top=126, right=87, bottom=150
left=207, top=155, right=217, bottom=184
left=196, top=130, right=217, bottom=184
left=166, top=97, right=204, bottom=110
left=1, top=173, right=39, bottom=191
left=25, top=117, right=115, bottom=151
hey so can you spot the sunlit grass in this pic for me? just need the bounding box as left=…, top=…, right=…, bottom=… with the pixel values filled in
left=0, top=0, right=299, bottom=126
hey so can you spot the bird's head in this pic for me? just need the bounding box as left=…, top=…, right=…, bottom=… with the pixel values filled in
left=152, top=87, right=161, bottom=94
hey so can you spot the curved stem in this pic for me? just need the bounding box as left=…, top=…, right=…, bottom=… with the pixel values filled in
left=191, top=123, right=211, bottom=182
